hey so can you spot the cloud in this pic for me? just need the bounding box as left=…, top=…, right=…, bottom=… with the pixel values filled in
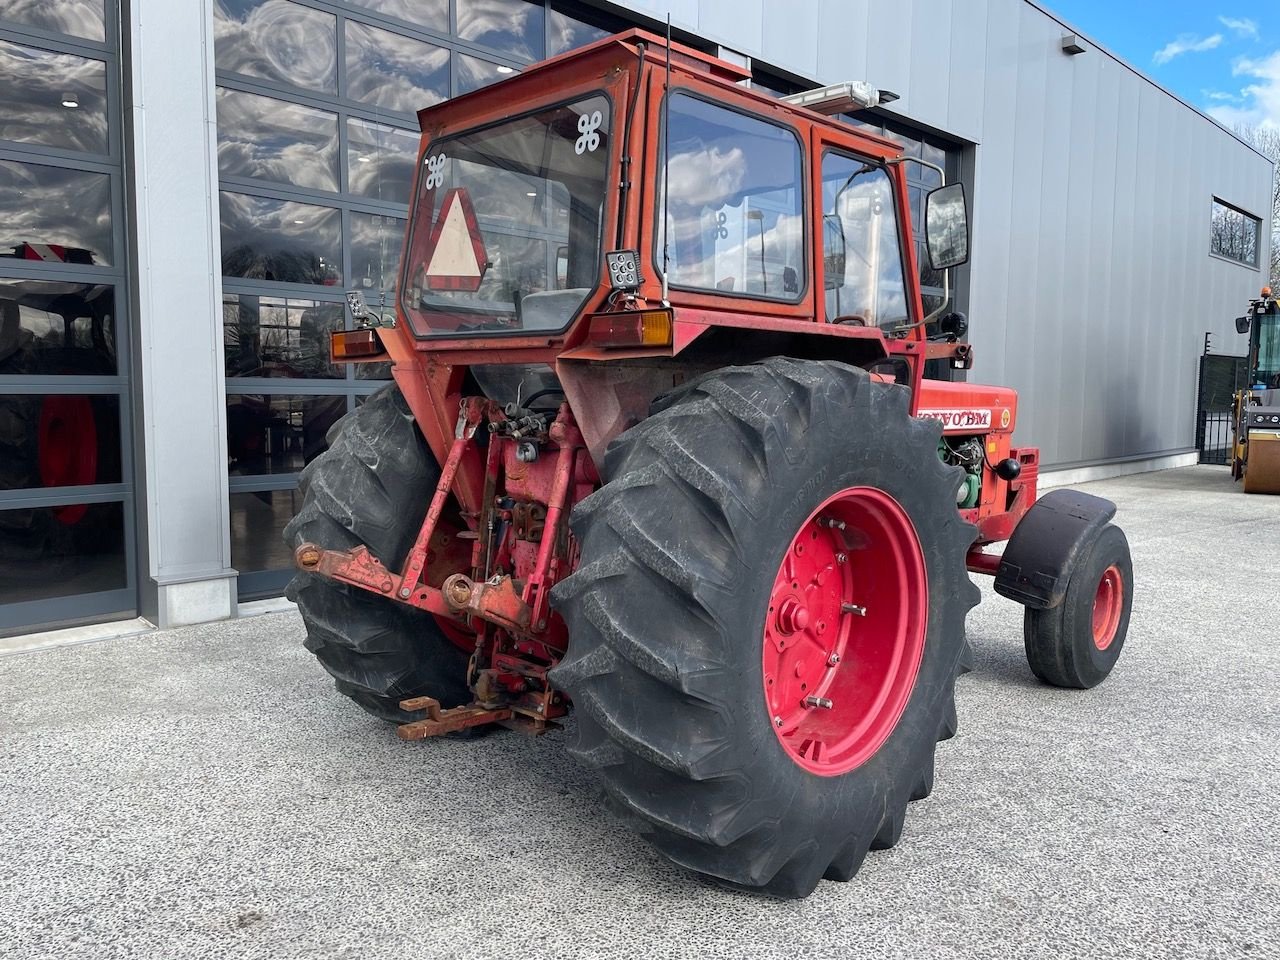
left=1206, top=50, right=1280, bottom=131
left=1218, top=16, right=1258, bottom=39
left=1204, top=90, right=1241, bottom=102
left=1153, top=33, right=1223, bottom=65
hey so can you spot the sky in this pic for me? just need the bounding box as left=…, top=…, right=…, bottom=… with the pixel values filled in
left=1045, top=0, right=1279, bottom=131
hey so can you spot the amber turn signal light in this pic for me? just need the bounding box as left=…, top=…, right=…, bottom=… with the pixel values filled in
left=586, top=309, right=673, bottom=348
left=330, top=328, right=386, bottom=361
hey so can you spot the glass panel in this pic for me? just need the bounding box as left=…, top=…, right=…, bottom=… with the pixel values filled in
left=918, top=242, right=944, bottom=291
left=457, top=0, right=544, bottom=61
left=0, top=0, right=105, bottom=42
left=345, top=20, right=449, bottom=114
left=0, top=161, right=112, bottom=265
left=922, top=141, right=946, bottom=170
left=348, top=118, right=419, bottom=205
left=1210, top=200, right=1260, bottom=267
left=402, top=95, right=610, bottom=336
left=223, top=294, right=343, bottom=379
left=0, top=280, right=116, bottom=375
left=548, top=7, right=608, bottom=56
left=658, top=94, right=806, bottom=300
left=346, top=0, right=447, bottom=31
left=213, top=0, right=336, bottom=92
left=355, top=359, right=392, bottom=381
left=0, top=40, right=108, bottom=154
left=821, top=153, right=909, bottom=328
left=220, top=192, right=341, bottom=285
left=456, top=53, right=515, bottom=95
left=0, top=501, right=126, bottom=606
left=351, top=212, right=405, bottom=296
left=229, top=488, right=301, bottom=573
left=216, top=87, right=339, bottom=192
left=0, top=394, right=121, bottom=490
left=226, top=393, right=345, bottom=475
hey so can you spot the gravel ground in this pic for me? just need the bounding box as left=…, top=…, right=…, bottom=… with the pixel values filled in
left=1, top=465, right=1278, bottom=960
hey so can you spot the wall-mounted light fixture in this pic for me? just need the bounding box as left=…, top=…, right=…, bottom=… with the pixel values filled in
left=1061, top=34, right=1087, bottom=56
left=61, top=92, right=79, bottom=108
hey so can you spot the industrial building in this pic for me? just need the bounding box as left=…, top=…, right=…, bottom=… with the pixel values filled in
left=0, top=0, right=1272, bottom=636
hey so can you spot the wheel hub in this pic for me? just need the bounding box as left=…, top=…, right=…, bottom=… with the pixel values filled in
left=762, top=486, right=928, bottom=777
left=1091, top=564, right=1124, bottom=651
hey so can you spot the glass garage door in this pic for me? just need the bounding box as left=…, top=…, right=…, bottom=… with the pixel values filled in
left=0, top=4, right=136, bottom=634
left=213, top=0, right=626, bottom=599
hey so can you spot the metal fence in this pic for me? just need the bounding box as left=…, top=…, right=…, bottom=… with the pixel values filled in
left=1195, top=353, right=1248, bottom=465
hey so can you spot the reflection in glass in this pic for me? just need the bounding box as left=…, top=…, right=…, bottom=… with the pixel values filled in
left=0, top=0, right=106, bottom=42
left=0, top=501, right=126, bottom=606
left=821, top=154, right=908, bottom=328
left=345, top=0, right=447, bottom=31
left=229, top=489, right=302, bottom=573
left=1211, top=200, right=1260, bottom=267
left=457, top=53, right=513, bottom=95
left=216, top=87, right=339, bottom=192
left=0, top=40, right=108, bottom=154
left=0, top=161, right=112, bottom=265
left=0, top=394, right=121, bottom=491
left=220, top=192, right=341, bottom=285
left=213, top=0, right=336, bottom=92
left=351, top=212, right=406, bottom=295
left=226, top=393, right=345, bottom=474
left=658, top=94, right=805, bottom=300
left=345, top=20, right=449, bottom=114
left=457, top=0, right=544, bottom=61
left=0, top=280, right=116, bottom=375
left=223, top=294, right=343, bottom=379
left=548, top=7, right=608, bottom=56
left=347, top=119, right=419, bottom=205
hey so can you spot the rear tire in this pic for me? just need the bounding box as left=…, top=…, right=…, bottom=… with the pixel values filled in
left=551, top=358, right=978, bottom=898
left=284, top=385, right=470, bottom=722
left=1024, top=524, right=1132, bottom=689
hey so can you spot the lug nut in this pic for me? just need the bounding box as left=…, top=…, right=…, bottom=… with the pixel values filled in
left=836, top=553, right=847, bottom=564
left=841, top=602, right=866, bottom=616
left=827, top=653, right=840, bottom=666
left=803, top=696, right=834, bottom=710
left=773, top=716, right=784, bottom=728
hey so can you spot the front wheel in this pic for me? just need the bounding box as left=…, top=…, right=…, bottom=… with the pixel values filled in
left=1024, top=524, right=1132, bottom=688
left=551, top=358, right=979, bottom=898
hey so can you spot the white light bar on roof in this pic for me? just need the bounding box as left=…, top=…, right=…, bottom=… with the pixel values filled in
left=781, top=81, right=897, bottom=115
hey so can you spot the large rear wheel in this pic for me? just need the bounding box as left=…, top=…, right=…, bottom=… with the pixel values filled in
left=551, top=358, right=978, bottom=897
left=284, top=385, right=470, bottom=722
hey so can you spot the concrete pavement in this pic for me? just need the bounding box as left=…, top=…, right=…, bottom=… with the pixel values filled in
left=1, top=465, right=1278, bottom=959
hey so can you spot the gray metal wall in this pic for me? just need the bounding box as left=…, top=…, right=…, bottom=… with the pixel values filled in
left=614, top=0, right=1276, bottom=469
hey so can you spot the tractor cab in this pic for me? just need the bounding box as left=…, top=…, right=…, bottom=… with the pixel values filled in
left=336, top=30, right=981, bottom=455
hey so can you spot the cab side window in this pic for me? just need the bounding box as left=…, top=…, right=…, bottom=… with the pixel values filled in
left=821, top=153, right=909, bottom=328
left=657, top=93, right=805, bottom=300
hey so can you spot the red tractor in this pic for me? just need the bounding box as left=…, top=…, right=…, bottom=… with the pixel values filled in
left=286, top=30, right=1133, bottom=898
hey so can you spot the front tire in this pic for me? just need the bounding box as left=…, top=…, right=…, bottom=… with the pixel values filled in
left=551, top=358, right=978, bottom=897
left=1024, top=524, right=1132, bottom=689
left=284, top=386, right=470, bottom=722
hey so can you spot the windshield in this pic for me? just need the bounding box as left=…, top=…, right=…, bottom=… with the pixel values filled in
left=1257, top=309, right=1280, bottom=386
left=400, top=94, right=611, bottom=337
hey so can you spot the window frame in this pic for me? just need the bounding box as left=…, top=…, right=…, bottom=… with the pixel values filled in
left=1209, top=197, right=1262, bottom=270
left=398, top=87, right=616, bottom=339
left=652, top=87, right=810, bottom=306
left=817, top=147, right=914, bottom=330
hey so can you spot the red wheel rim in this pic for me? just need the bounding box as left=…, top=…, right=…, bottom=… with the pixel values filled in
left=762, top=487, right=929, bottom=777
left=1091, top=565, right=1124, bottom=651
left=38, top=395, right=98, bottom=526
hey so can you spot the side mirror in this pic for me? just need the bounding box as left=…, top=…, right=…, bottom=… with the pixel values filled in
left=1236, top=315, right=1252, bottom=335
left=925, top=183, right=969, bottom=270
left=822, top=214, right=846, bottom=290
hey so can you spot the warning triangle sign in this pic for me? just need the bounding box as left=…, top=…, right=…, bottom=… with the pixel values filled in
left=423, top=188, right=488, bottom=292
